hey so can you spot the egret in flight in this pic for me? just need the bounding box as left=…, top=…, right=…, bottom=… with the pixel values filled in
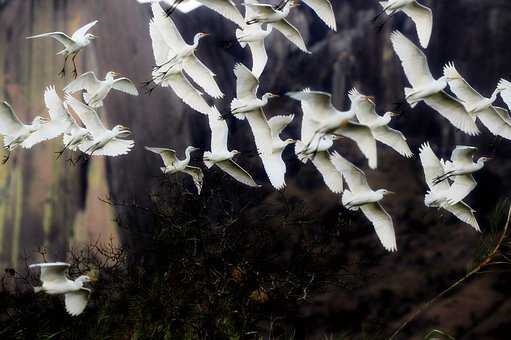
left=204, top=106, right=260, bottom=187
left=275, top=0, right=337, bottom=31
left=331, top=152, right=397, bottom=252
left=30, top=262, right=92, bottom=316
left=390, top=31, right=480, bottom=136
left=26, top=21, right=98, bottom=78
left=64, top=71, right=139, bottom=108
left=65, top=95, right=134, bottom=157
left=419, top=143, right=480, bottom=231
left=146, top=146, right=204, bottom=194
left=0, top=101, right=48, bottom=163
left=496, top=79, right=511, bottom=120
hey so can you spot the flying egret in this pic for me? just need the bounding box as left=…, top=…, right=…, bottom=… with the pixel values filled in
left=349, top=88, right=413, bottom=158
left=443, top=63, right=511, bottom=140
left=330, top=152, right=397, bottom=252
left=64, top=71, right=139, bottom=108
left=0, top=101, right=48, bottom=163
left=390, top=31, right=480, bottom=136
left=245, top=1, right=311, bottom=53
left=150, top=3, right=224, bottom=99
left=26, top=21, right=98, bottom=78
left=432, top=145, right=490, bottom=205
left=65, top=95, right=134, bottom=157
left=375, top=0, right=432, bottom=48
left=236, top=1, right=273, bottom=78
left=30, top=262, right=92, bottom=316
left=204, top=106, right=260, bottom=187
left=147, top=6, right=212, bottom=114
left=419, top=143, right=480, bottom=231
left=231, top=63, right=279, bottom=120
left=146, top=146, right=204, bottom=194
left=275, top=0, right=337, bottom=31
left=287, top=88, right=378, bottom=169
left=496, top=79, right=511, bottom=121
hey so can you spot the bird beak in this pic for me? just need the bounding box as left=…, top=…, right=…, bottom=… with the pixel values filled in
left=111, top=71, right=120, bottom=77
left=201, top=32, right=210, bottom=37
left=386, top=191, right=395, bottom=195
left=119, top=127, right=132, bottom=137
left=272, top=93, right=280, bottom=98
left=390, top=112, right=400, bottom=117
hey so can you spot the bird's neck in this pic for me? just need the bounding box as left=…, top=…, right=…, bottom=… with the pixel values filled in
left=184, top=148, right=193, bottom=163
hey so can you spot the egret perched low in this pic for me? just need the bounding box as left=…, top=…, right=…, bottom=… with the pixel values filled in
left=64, top=71, right=139, bottom=108
left=30, top=262, right=92, bottom=316
left=375, top=0, right=432, bottom=48
left=390, top=31, right=480, bottom=136
left=433, top=145, right=490, bottom=205
left=349, top=88, right=413, bottom=158
left=65, top=95, right=134, bottom=157
left=204, top=106, right=260, bottom=187
left=26, top=21, right=98, bottom=78
left=287, top=88, right=378, bottom=169
left=443, top=63, right=511, bottom=140
left=419, top=143, right=480, bottom=231
left=330, top=152, right=397, bottom=252
left=146, top=146, right=204, bottom=194
left=0, top=101, right=48, bottom=163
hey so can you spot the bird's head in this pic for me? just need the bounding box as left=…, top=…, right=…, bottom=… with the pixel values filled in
left=194, top=32, right=210, bottom=44
left=378, top=189, right=395, bottom=197
left=106, top=71, right=120, bottom=79
left=284, top=138, right=296, bottom=146
left=76, top=275, right=92, bottom=285
left=187, top=146, right=201, bottom=153
left=231, top=150, right=240, bottom=157
left=113, top=125, right=131, bottom=138
left=263, top=92, right=280, bottom=100
left=478, top=156, right=492, bottom=163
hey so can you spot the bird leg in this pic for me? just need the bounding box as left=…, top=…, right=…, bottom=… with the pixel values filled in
left=71, top=53, right=78, bottom=79
left=58, top=55, right=69, bottom=78
left=165, top=0, right=185, bottom=17
left=2, top=150, right=11, bottom=164
left=246, top=18, right=260, bottom=25
left=432, top=171, right=455, bottom=185
left=55, top=139, right=76, bottom=160
left=152, top=56, right=177, bottom=72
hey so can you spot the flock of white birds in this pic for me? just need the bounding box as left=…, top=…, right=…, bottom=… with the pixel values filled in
left=1, top=0, right=509, bottom=316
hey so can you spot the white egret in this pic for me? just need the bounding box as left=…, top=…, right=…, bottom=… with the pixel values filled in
left=65, top=95, right=134, bottom=157
left=432, top=145, right=490, bottom=205
left=390, top=31, right=480, bottom=136
left=375, top=0, right=432, bottom=48
left=151, top=3, right=224, bottom=99
left=138, top=0, right=203, bottom=14
left=245, top=1, right=310, bottom=53
left=497, top=79, right=511, bottom=121
left=26, top=21, right=98, bottom=78
left=146, top=146, right=204, bottom=194
left=0, top=101, right=48, bottom=163
left=204, top=106, right=260, bottom=187
left=236, top=1, right=272, bottom=78
left=64, top=71, right=139, bottom=108
left=349, top=88, right=413, bottom=158
left=419, top=143, right=480, bottom=231
left=443, top=63, right=511, bottom=140
left=30, top=262, right=92, bottom=316
left=287, top=88, right=378, bottom=169
left=275, top=0, right=337, bottom=31
left=148, top=6, right=212, bottom=114
left=330, top=152, right=397, bottom=252
left=231, top=63, right=279, bottom=120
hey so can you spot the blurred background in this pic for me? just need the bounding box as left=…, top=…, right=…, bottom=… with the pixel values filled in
left=1, top=0, right=511, bottom=338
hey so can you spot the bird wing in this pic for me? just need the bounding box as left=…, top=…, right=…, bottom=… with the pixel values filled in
left=360, top=203, right=397, bottom=252
left=29, top=262, right=70, bottom=285
left=423, top=92, right=480, bottom=136
left=443, top=202, right=480, bottom=232
left=145, top=147, right=178, bottom=167
left=450, top=146, right=477, bottom=165
left=390, top=30, right=434, bottom=87
left=89, top=139, right=135, bottom=157
left=300, top=114, right=320, bottom=144
left=0, top=101, right=24, bottom=136
left=198, top=0, right=245, bottom=26
left=151, top=3, right=188, bottom=53
left=71, top=20, right=98, bottom=40
left=446, top=174, right=477, bottom=205
left=443, top=63, right=484, bottom=105
left=268, top=114, right=294, bottom=139
left=244, top=3, right=277, bottom=19
left=401, top=1, right=432, bottom=48
left=112, top=78, right=139, bottom=96
left=64, top=72, right=101, bottom=94
left=217, top=159, right=259, bottom=187
left=64, top=288, right=91, bottom=316
left=26, top=32, right=75, bottom=48
left=246, top=108, right=272, bottom=153
left=418, top=142, right=449, bottom=192
left=261, top=151, right=287, bottom=190
left=372, top=125, right=413, bottom=158
left=22, top=119, right=70, bottom=148
left=477, top=107, right=511, bottom=139
left=311, top=152, right=343, bottom=193
left=350, top=91, right=380, bottom=124
left=301, top=0, right=336, bottom=31
left=329, top=151, right=370, bottom=194
left=182, top=166, right=204, bottom=194
left=44, top=86, right=69, bottom=120
left=234, top=63, right=259, bottom=99
left=247, top=40, right=268, bottom=78
left=335, top=122, right=378, bottom=169
left=165, top=72, right=211, bottom=115
left=498, top=78, right=511, bottom=110
left=182, top=55, right=224, bottom=99
left=271, top=19, right=310, bottom=53
left=65, top=94, right=107, bottom=138
left=149, top=18, right=175, bottom=66
left=208, top=106, right=230, bottom=154
left=287, top=89, right=335, bottom=121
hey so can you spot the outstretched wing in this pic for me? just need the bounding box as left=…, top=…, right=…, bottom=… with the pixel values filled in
left=112, top=78, right=139, bottom=96
left=64, top=288, right=91, bottom=316
left=373, top=125, right=413, bottom=158
left=443, top=62, right=484, bottom=106
left=302, top=0, right=337, bottom=31
left=335, top=122, right=377, bottom=169
left=446, top=174, right=477, bottom=205
left=268, top=114, right=294, bottom=138
left=164, top=72, right=211, bottom=115
left=29, top=262, right=70, bottom=285
left=330, top=151, right=370, bottom=194
left=26, top=32, right=75, bottom=49
left=64, top=72, right=101, bottom=94
left=65, top=94, right=107, bottom=138
left=247, top=40, right=268, bottom=78
left=402, top=1, right=432, bottom=48
left=145, top=146, right=178, bottom=167
left=419, top=142, right=449, bottom=192
left=311, top=152, right=343, bottom=193
left=86, top=139, right=135, bottom=156
left=183, top=55, right=224, bottom=99
left=217, top=159, right=259, bottom=187
left=0, top=101, right=24, bottom=136
left=182, top=166, right=204, bottom=194
left=71, top=20, right=98, bottom=40
left=360, top=203, right=397, bottom=252
left=208, top=106, right=230, bottom=155
left=443, top=202, right=480, bottom=232
left=272, top=19, right=310, bottom=53
left=198, top=0, right=245, bottom=26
